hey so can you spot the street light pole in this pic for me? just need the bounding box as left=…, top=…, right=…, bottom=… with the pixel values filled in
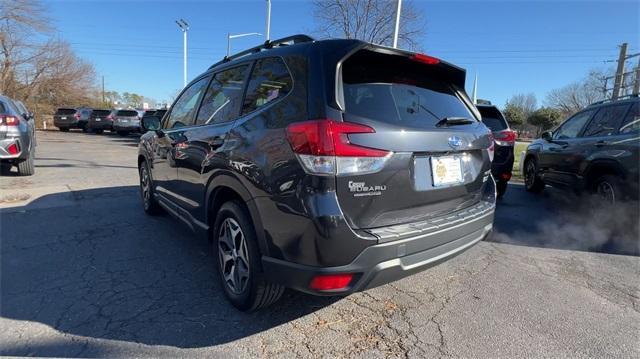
left=176, top=19, right=189, bottom=88
left=392, top=0, right=402, bottom=48
left=266, top=0, right=271, bottom=41
left=226, top=32, right=263, bottom=57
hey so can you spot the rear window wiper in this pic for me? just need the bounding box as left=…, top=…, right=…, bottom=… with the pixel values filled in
left=436, top=117, right=475, bottom=127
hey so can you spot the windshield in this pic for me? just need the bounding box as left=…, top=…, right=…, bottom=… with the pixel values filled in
left=56, top=108, right=76, bottom=115
left=116, top=110, right=138, bottom=117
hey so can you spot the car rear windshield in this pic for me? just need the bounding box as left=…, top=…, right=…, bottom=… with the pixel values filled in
left=477, top=106, right=508, bottom=131
left=56, top=108, right=77, bottom=115
left=116, top=110, right=138, bottom=117
left=92, top=110, right=111, bottom=116
left=341, top=50, right=476, bottom=127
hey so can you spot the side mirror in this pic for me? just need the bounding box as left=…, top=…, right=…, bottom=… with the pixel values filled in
left=141, top=116, right=161, bottom=132
left=541, top=131, right=553, bottom=141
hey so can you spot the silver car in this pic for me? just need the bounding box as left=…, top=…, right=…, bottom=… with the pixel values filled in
left=0, top=95, right=36, bottom=175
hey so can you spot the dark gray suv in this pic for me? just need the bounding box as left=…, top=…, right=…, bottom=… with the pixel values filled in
left=138, top=35, right=496, bottom=311
left=524, top=96, right=639, bottom=203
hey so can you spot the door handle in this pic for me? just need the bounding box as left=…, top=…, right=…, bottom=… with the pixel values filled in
left=595, top=140, right=609, bottom=147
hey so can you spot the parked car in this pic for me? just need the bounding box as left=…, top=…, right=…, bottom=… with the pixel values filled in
left=0, top=95, right=36, bottom=175
left=477, top=104, right=516, bottom=198
left=138, top=35, right=496, bottom=311
left=87, top=109, right=115, bottom=134
left=112, top=109, right=141, bottom=136
left=53, top=107, right=92, bottom=132
left=524, top=96, right=639, bottom=203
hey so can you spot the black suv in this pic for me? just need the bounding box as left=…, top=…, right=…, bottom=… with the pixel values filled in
left=53, top=107, right=92, bottom=132
left=477, top=104, right=516, bottom=198
left=524, top=96, right=639, bottom=203
left=138, top=35, right=496, bottom=311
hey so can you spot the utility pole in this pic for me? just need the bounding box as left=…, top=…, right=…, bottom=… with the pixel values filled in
left=227, top=32, right=262, bottom=57
left=392, top=0, right=402, bottom=48
left=612, top=43, right=628, bottom=99
left=633, top=57, right=640, bottom=95
left=472, top=73, right=478, bottom=104
left=176, top=19, right=189, bottom=88
left=101, top=76, right=105, bottom=105
left=266, top=0, right=271, bottom=42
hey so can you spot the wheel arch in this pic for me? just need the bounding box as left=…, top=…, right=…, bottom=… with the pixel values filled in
left=205, top=174, right=269, bottom=256
left=584, top=160, right=626, bottom=190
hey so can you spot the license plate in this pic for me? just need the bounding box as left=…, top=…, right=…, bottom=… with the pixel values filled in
left=95, top=118, right=101, bottom=121
left=121, top=119, right=129, bottom=122
left=61, top=116, right=67, bottom=120
left=431, top=156, right=463, bottom=187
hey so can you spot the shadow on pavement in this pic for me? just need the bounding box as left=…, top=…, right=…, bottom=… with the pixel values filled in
left=0, top=186, right=337, bottom=354
left=489, top=183, right=640, bottom=256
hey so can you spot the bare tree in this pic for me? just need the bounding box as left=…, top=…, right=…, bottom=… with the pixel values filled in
left=546, top=70, right=608, bottom=116
left=312, top=0, right=425, bottom=50
left=505, top=93, right=538, bottom=118
left=1, top=0, right=100, bottom=116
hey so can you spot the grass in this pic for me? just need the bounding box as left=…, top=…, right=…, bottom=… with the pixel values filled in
left=511, top=142, right=528, bottom=181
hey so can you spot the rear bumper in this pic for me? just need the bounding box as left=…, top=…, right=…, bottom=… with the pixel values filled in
left=262, top=206, right=494, bottom=295
left=0, top=137, right=28, bottom=160
left=88, top=120, right=113, bottom=130
left=53, top=119, right=80, bottom=128
left=113, top=124, right=140, bottom=132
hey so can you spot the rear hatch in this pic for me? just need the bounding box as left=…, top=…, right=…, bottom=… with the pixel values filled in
left=54, top=108, right=78, bottom=123
left=477, top=105, right=516, bottom=166
left=115, top=110, right=140, bottom=125
left=335, top=49, right=492, bottom=229
left=90, top=109, right=113, bottom=123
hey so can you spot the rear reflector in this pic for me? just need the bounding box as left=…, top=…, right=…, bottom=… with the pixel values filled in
left=309, top=274, right=354, bottom=291
left=501, top=172, right=512, bottom=181
left=410, top=53, right=440, bottom=65
left=286, top=119, right=391, bottom=176
left=6, top=143, right=19, bottom=155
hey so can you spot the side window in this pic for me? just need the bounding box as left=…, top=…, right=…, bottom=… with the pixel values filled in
left=582, top=104, right=630, bottom=137
left=553, top=110, right=594, bottom=139
left=242, top=57, right=293, bottom=115
left=164, top=76, right=210, bottom=129
left=196, top=65, right=248, bottom=125
left=619, top=102, right=640, bottom=134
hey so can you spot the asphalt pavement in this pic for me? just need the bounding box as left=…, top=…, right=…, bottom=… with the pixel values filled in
left=1, top=130, right=638, bottom=358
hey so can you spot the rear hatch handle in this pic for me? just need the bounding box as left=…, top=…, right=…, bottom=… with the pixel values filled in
left=435, top=117, right=475, bottom=127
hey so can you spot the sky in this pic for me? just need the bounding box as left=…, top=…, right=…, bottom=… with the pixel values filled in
left=44, top=0, right=640, bottom=107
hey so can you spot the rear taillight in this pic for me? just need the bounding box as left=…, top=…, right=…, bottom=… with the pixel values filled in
left=309, top=273, right=354, bottom=291
left=0, top=115, right=19, bottom=126
left=494, top=129, right=517, bottom=146
left=74, top=113, right=81, bottom=119
left=286, top=119, right=391, bottom=176
left=106, top=115, right=113, bottom=120
left=487, top=132, right=495, bottom=162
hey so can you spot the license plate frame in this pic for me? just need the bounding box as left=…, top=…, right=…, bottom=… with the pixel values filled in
left=430, top=155, right=464, bottom=187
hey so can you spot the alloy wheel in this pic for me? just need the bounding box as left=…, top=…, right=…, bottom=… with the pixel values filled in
left=140, top=166, right=151, bottom=210
left=525, top=161, right=536, bottom=188
left=596, top=180, right=616, bottom=205
left=218, top=217, right=250, bottom=294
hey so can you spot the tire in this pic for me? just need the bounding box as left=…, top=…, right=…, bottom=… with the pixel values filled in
left=95, top=129, right=104, bottom=134
left=593, top=174, right=624, bottom=205
left=524, top=158, right=545, bottom=193
left=213, top=201, right=284, bottom=311
left=496, top=180, right=508, bottom=199
left=59, top=127, right=69, bottom=132
left=17, top=151, right=35, bottom=176
left=82, top=124, right=89, bottom=133
left=1, top=163, right=12, bottom=175
left=139, top=161, right=162, bottom=215
left=118, top=131, right=129, bottom=137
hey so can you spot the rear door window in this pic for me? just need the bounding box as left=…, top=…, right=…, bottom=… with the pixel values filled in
left=242, top=57, right=293, bottom=115
left=116, top=110, right=139, bottom=117
left=341, top=50, right=476, bottom=127
left=619, top=102, right=639, bottom=134
left=56, top=108, right=77, bottom=115
left=582, top=103, right=630, bottom=137
left=196, top=65, right=249, bottom=125
left=553, top=110, right=594, bottom=139
left=477, top=107, right=508, bottom=131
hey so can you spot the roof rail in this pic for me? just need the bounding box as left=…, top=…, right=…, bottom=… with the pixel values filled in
left=588, top=94, right=639, bottom=107
left=209, top=34, right=314, bottom=70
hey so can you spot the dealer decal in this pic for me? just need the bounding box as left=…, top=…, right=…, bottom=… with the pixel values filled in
left=348, top=181, right=386, bottom=197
